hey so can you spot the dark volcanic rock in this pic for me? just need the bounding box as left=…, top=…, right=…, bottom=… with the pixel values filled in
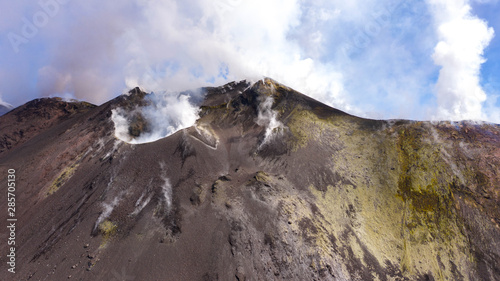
left=0, top=78, right=499, bottom=280
left=0, top=98, right=95, bottom=156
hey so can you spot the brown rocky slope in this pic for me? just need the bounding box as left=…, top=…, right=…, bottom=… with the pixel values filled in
left=0, top=78, right=499, bottom=280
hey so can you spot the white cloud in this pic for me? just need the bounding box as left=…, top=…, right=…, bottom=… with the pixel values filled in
left=121, top=0, right=350, bottom=110
left=472, top=0, right=499, bottom=4
left=428, top=0, right=495, bottom=121
left=0, top=0, right=352, bottom=113
left=0, top=0, right=499, bottom=123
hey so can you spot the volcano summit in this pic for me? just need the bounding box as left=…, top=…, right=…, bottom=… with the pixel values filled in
left=0, top=78, right=499, bottom=280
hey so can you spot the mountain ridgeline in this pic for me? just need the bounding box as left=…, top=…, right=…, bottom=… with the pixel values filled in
left=0, top=79, right=499, bottom=280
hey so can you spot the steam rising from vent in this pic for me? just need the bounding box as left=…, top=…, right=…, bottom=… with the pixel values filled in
left=161, top=176, right=172, bottom=212
left=0, top=96, right=12, bottom=109
left=94, top=196, right=121, bottom=232
left=111, top=92, right=200, bottom=144
left=256, top=96, right=285, bottom=146
left=159, top=162, right=172, bottom=212
left=131, top=182, right=153, bottom=216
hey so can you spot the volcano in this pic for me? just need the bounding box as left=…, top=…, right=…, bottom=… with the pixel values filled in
left=0, top=78, right=499, bottom=280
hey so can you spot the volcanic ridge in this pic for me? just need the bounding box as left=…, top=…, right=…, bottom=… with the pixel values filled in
left=0, top=78, right=499, bottom=280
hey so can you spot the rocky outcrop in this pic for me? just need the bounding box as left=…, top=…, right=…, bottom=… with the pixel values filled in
left=0, top=98, right=95, bottom=156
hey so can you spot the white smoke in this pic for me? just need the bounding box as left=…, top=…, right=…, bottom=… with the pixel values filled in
left=102, top=139, right=123, bottom=160
left=159, top=162, right=172, bottom=212
left=256, top=96, right=285, bottom=147
left=161, top=176, right=172, bottom=212
left=111, top=109, right=131, bottom=141
left=131, top=184, right=153, bottom=216
left=0, top=94, right=13, bottom=115
left=94, top=138, right=106, bottom=153
left=0, top=95, right=12, bottom=108
left=428, top=0, right=495, bottom=121
left=131, top=195, right=152, bottom=216
left=94, top=196, right=121, bottom=232
left=111, top=92, right=200, bottom=144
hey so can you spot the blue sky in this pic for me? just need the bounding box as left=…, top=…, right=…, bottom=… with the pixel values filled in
left=0, top=0, right=499, bottom=122
left=473, top=1, right=500, bottom=106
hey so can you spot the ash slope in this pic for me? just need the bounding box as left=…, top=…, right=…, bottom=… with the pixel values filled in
left=0, top=79, right=499, bottom=281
